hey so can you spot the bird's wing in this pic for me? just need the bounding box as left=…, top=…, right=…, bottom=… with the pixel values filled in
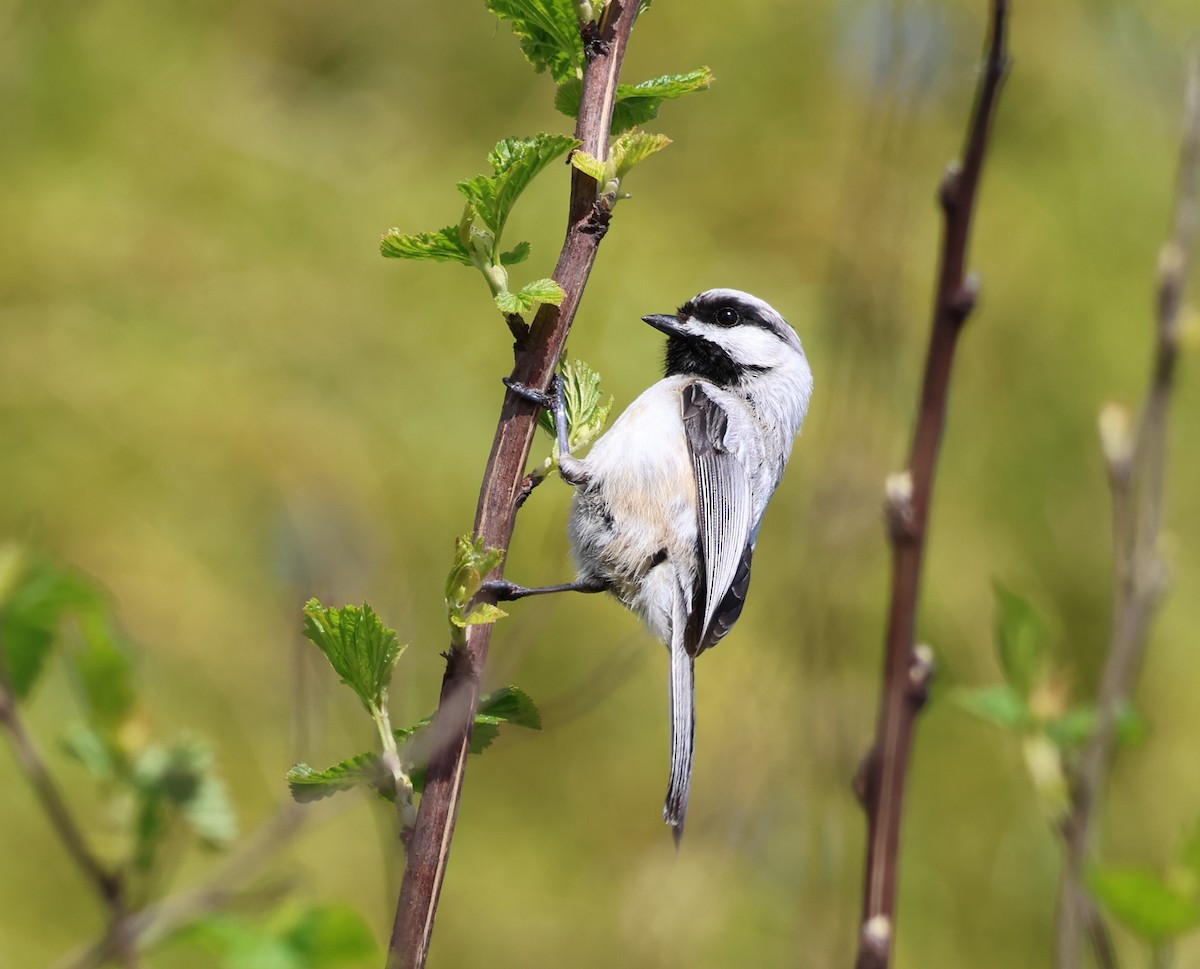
left=680, top=382, right=756, bottom=656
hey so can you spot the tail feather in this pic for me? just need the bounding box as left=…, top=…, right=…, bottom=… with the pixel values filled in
left=664, top=642, right=695, bottom=844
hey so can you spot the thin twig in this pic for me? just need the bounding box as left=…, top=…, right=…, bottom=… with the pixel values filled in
left=852, top=4, right=1010, bottom=968
left=51, top=803, right=310, bottom=969
left=1056, top=50, right=1200, bottom=969
left=385, top=5, right=641, bottom=969
left=0, top=670, right=123, bottom=912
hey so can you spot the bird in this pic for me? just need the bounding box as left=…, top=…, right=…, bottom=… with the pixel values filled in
left=493, top=288, right=813, bottom=841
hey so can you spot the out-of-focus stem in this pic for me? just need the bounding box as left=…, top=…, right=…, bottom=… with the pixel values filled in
left=1057, top=51, right=1200, bottom=969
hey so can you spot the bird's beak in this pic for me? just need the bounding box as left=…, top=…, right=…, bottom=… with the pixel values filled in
left=642, top=313, right=685, bottom=336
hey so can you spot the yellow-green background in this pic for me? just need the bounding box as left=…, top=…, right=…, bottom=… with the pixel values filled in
left=2, top=1, right=1199, bottom=966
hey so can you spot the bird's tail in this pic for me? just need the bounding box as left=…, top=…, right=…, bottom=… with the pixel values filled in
left=664, top=640, right=695, bottom=845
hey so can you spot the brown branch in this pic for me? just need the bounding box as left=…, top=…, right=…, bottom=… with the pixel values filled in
left=852, top=4, right=1010, bottom=967
left=1056, top=50, right=1200, bottom=969
left=385, top=5, right=641, bottom=968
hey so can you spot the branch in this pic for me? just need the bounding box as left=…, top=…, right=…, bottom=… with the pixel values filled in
left=852, top=4, right=1010, bottom=967
left=1056, top=49, right=1200, bottom=969
left=386, top=5, right=641, bottom=968
left=0, top=673, right=123, bottom=914
left=50, top=804, right=310, bottom=969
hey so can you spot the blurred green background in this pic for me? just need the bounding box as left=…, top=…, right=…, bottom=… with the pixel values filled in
left=2, top=0, right=1199, bottom=966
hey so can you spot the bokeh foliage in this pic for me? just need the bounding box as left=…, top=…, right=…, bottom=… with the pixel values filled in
left=1, top=1, right=1199, bottom=967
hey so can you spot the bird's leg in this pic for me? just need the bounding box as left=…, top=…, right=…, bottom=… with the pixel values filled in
left=483, top=577, right=609, bottom=601
left=503, top=374, right=589, bottom=485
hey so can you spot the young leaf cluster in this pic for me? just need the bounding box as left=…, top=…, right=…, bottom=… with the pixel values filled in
left=381, top=135, right=576, bottom=316
left=0, top=545, right=238, bottom=887
left=446, top=535, right=508, bottom=645
left=286, top=687, right=541, bottom=804
left=952, top=584, right=1145, bottom=820
left=571, top=129, right=672, bottom=209
left=382, top=0, right=709, bottom=326
left=532, top=356, right=613, bottom=480
left=290, top=596, right=538, bottom=818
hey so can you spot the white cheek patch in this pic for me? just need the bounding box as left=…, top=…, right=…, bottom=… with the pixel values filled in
left=708, top=325, right=788, bottom=368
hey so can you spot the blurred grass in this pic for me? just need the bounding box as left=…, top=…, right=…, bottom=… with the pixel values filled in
left=2, top=0, right=1199, bottom=967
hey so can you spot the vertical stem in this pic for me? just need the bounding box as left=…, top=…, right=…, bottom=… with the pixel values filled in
left=1057, top=50, right=1200, bottom=969
left=853, top=4, right=1010, bottom=967
left=386, top=5, right=641, bottom=968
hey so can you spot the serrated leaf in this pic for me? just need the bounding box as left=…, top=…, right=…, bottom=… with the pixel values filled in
left=301, top=600, right=404, bottom=713
left=286, top=752, right=387, bottom=804
left=457, top=135, right=579, bottom=240
left=1089, top=866, right=1200, bottom=941
left=556, top=68, right=713, bottom=134
left=569, top=150, right=608, bottom=182
left=0, top=558, right=100, bottom=698
left=283, top=904, right=379, bottom=966
left=396, top=686, right=541, bottom=791
left=477, top=685, right=542, bottom=730
left=379, top=226, right=472, bottom=264
left=486, top=0, right=583, bottom=82
left=993, top=584, right=1047, bottom=697
left=494, top=278, right=566, bottom=315
left=499, top=240, right=532, bottom=266
left=611, top=130, right=672, bottom=179
left=454, top=602, right=508, bottom=628
left=952, top=684, right=1031, bottom=731
left=445, top=536, right=506, bottom=627
left=540, top=356, right=613, bottom=452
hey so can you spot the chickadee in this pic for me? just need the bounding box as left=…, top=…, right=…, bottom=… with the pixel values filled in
left=495, top=289, right=813, bottom=841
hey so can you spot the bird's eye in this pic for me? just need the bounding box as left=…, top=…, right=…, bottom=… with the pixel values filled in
left=715, top=306, right=739, bottom=326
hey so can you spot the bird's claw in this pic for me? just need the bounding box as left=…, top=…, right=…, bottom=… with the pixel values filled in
left=504, top=374, right=560, bottom=411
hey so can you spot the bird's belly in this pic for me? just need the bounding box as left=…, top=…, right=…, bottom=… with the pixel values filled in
left=567, top=395, right=698, bottom=639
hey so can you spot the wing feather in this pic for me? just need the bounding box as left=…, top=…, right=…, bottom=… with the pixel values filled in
left=681, top=383, right=756, bottom=656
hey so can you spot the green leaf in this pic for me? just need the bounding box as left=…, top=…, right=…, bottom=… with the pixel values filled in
left=68, top=612, right=136, bottom=734
left=993, top=584, right=1048, bottom=696
left=1089, top=866, right=1200, bottom=941
left=556, top=68, right=714, bottom=134
left=301, top=600, right=404, bottom=713
left=952, top=684, right=1031, bottom=732
left=396, top=686, right=542, bottom=792
left=172, top=915, right=299, bottom=969
left=493, top=278, right=565, bottom=315
left=486, top=0, right=583, bottom=83
left=379, top=226, right=471, bottom=264
left=133, top=740, right=237, bottom=847
left=457, top=135, right=579, bottom=240
left=610, top=129, right=672, bottom=179
left=445, top=536, right=506, bottom=628
left=286, top=752, right=388, bottom=803
left=1044, top=706, right=1096, bottom=749
left=568, top=150, right=608, bottom=182
left=499, top=240, right=532, bottom=266
left=61, top=724, right=116, bottom=779
left=283, top=904, right=378, bottom=967
left=183, top=770, right=238, bottom=847
left=453, top=602, right=508, bottom=628
left=0, top=557, right=100, bottom=698
left=1042, top=701, right=1147, bottom=751
left=477, top=685, right=543, bottom=730
left=539, top=356, right=613, bottom=453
